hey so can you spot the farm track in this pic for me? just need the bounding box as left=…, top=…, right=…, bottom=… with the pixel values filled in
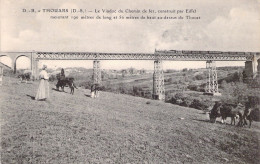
left=0, top=77, right=260, bottom=163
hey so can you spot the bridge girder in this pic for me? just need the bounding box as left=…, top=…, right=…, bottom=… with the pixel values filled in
left=34, top=51, right=257, bottom=61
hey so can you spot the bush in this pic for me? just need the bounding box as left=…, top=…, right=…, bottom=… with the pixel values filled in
left=168, top=92, right=191, bottom=105
left=219, top=71, right=243, bottom=84
left=248, top=96, right=260, bottom=107
left=193, top=74, right=205, bottom=80
left=164, top=78, right=174, bottom=83
left=220, top=82, right=249, bottom=105
left=79, top=81, right=92, bottom=89
left=182, top=68, right=188, bottom=72
left=187, top=85, right=198, bottom=91
left=180, top=97, right=193, bottom=107
left=190, top=99, right=209, bottom=110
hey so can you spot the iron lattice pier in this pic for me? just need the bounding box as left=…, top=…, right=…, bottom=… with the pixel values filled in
left=205, top=61, right=220, bottom=95
left=93, top=60, right=101, bottom=85
left=152, top=60, right=165, bottom=100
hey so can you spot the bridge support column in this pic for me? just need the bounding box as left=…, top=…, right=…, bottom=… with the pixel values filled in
left=93, top=60, right=101, bottom=84
left=31, top=59, right=39, bottom=80
left=205, top=61, right=221, bottom=96
left=152, top=60, right=165, bottom=100
left=245, top=55, right=258, bottom=79
left=13, top=61, right=17, bottom=74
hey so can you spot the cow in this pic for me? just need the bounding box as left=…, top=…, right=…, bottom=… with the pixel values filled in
left=219, top=103, right=244, bottom=126
left=244, top=107, right=260, bottom=128
left=90, top=84, right=100, bottom=98
left=18, top=73, right=31, bottom=83
left=209, top=102, right=244, bottom=126
left=209, top=101, right=222, bottom=123
left=67, top=78, right=77, bottom=95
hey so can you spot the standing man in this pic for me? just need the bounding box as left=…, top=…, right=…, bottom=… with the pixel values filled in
left=61, top=68, right=65, bottom=80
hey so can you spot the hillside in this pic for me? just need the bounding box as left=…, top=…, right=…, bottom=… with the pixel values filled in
left=1, top=77, right=259, bottom=163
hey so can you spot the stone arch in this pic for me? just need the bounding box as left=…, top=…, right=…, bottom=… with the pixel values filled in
left=14, top=55, right=32, bottom=73
left=0, top=55, right=13, bottom=69
left=0, top=52, right=32, bottom=73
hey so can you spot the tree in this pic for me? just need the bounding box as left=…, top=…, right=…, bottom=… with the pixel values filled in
left=220, top=80, right=227, bottom=89
left=182, top=68, right=188, bottom=72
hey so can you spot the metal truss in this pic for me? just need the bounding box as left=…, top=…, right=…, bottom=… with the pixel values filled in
left=152, top=60, right=165, bottom=100
left=206, top=61, right=219, bottom=94
left=35, top=51, right=257, bottom=61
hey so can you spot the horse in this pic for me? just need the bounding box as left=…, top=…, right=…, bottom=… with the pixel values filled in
left=56, top=77, right=77, bottom=94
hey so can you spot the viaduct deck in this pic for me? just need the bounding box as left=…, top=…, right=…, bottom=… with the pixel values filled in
left=35, top=50, right=258, bottom=61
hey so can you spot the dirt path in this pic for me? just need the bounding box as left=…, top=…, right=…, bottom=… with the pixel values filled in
left=1, top=78, right=259, bottom=163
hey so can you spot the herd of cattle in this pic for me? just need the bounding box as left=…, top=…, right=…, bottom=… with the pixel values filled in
left=18, top=72, right=99, bottom=96
left=209, top=101, right=259, bottom=128
left=18, top=72, right=31, bottom=83
left=17, top=72, right=259, bottom=127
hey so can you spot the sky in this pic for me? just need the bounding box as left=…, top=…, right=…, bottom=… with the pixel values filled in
left=0, top=0, right=259, bottom=70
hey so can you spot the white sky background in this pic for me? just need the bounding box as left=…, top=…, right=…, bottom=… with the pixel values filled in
left=0, top=0, right=259, bottom=70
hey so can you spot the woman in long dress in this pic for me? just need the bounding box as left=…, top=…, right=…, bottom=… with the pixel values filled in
left=35, top=65, right=49, bottom=101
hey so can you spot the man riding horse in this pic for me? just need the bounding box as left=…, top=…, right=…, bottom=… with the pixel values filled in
left=56, top=68, right=66, bottom=92
left=56, top=68, right=77, bottom=94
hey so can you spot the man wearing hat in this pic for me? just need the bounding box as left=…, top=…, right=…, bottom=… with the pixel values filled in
left=35, top=65, right=49, bottom=101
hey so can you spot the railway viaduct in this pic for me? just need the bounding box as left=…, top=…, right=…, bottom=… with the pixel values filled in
left=0, top=50, right=259, bottom=100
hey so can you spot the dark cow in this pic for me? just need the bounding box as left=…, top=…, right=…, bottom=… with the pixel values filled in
left=209, top=102, right=244, bottom=126
left=209, top=101, right=222, bottom=123
left=220, top=103, right=244, bottom=126
left=244, top=107, right=260, bottom=128
left=18, top=73, right=31, bottom=83
left=56, top=77, right=77, bottom=94
left=68, top=78, right=77, bottom=95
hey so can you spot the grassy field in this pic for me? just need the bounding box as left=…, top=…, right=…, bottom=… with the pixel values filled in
left=1, top=77, right=260, bottom=163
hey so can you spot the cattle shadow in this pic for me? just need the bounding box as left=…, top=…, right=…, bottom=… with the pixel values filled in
left=84, top=94, right=91, bottom=97
left=52, top=88, right=63, bottom=92
left=26, top=94, right=35, bottom=100
left=193, top=119, right=223, bottom=124
left=52, top=88, right=69, bottom=94
left=193, top=119, right=211, bottom=123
